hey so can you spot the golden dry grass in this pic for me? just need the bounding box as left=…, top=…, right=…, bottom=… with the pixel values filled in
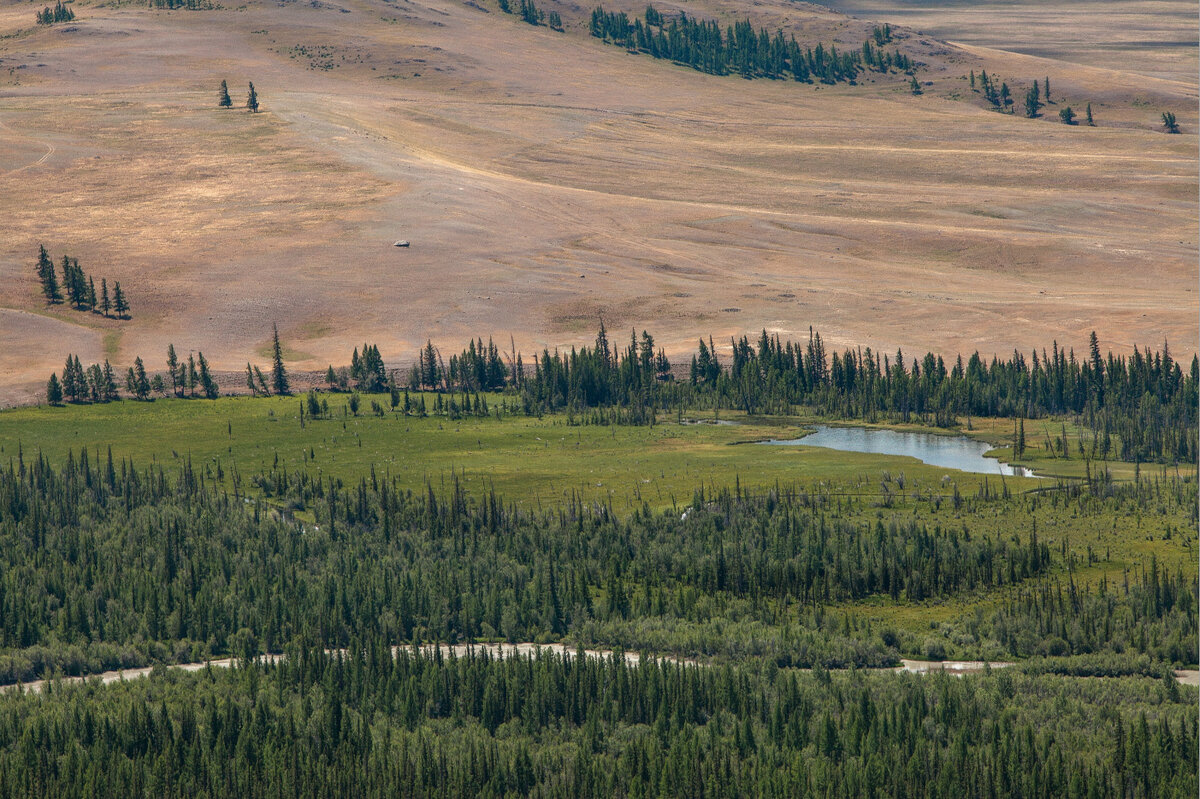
left=0, top=0, right=1194, bottom=404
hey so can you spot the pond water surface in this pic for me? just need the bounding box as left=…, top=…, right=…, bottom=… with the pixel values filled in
left=762, top=425, right=1038, bottom=477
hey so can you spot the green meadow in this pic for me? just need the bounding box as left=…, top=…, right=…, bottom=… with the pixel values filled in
left=1, top=394, right=1191, bottom=600
left=0, top=394, right=1054, bottom=512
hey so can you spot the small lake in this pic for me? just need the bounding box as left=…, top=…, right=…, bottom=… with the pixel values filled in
left=762, top=425, right=1038, bottom=477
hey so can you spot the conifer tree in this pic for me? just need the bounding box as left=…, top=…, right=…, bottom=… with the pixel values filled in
left=62, top=255, right=78, bottom=307
left=247, top=363, right=258, bottom=395
left=36, top=245, right=62, bottom=303
left=197, top=352, right=219, bottom=398
left=113, top=282, right=129, bottom=318
left=1059, top=106, right=1075, bottom=125
left=86, top=275, right=97, bottom=310
left=46, top=373, right=63, bottom=405
left=1043, top=76, right=1050, bottom=102
left=255, top=366, right=271, bottom=396
left=102, top=360, right=119, bottom=400
left=271, top=323, right=289, bottom=395
left=1086, top=103, right=1094, bottom=126
left=127, top=356, right=151, bottom=400
left=166, top=344, right=180, bottom=397
left=100, top=278, right=111, bottom=317
left=1161, top=111, right=1179, bottom=133
left=61, top=355, right=83, bottom=402
left=247, top=82, right=259, bottom=113
left=909, top=76, right=921, bottom=95
left=218, top=79, right=232, bottom=108
left=1025, top=83, right=1041, bottom=118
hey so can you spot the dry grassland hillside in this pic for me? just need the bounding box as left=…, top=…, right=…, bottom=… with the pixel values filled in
left=0, top=0, right=1195, bottom=403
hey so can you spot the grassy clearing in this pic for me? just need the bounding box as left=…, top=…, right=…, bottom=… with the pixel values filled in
left=0, top=394, right=1053, bottom=512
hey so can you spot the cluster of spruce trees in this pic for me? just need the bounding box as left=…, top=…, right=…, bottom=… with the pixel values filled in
left=589, top=6, right=913, bottom=83
left=0, top=643, right=1193, bottom=799
left=34, top=245, right=128, bottom=318
left=245, top=325, right=288, bottom=397
left=48, top=346, right=218, bottom=406
left=46, top=356, right=119, bottom=406
left=348, top=344, right=387, bottom=392
left=51, top=356, right=154, bottom=402
left=34, top=1, right=73, bottom=24
left=161, top=344, right=220, bottom=399
left=497, top=0, right=562, bottom=31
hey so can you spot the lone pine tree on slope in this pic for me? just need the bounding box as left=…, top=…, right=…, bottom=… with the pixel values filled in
left=218, top=79, right=232, bottom=108
left=247, top=82, right=259, bottom=113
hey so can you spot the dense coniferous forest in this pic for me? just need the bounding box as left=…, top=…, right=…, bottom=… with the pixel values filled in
left=589, top=7, right=912, bottom=83
left=0, top=644, right=1194, bottom=798
left=0, top=450, right=1192, bottom=684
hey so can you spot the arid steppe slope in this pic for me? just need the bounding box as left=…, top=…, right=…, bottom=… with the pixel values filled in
left=0, top=0, right=1195, bottom=403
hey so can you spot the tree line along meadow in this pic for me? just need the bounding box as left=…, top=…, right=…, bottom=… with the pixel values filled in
left=46, top=324, right=1198, bottom=465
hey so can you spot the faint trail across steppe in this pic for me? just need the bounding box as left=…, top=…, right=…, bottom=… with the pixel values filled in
left=0, top=117, right=54, bottom=177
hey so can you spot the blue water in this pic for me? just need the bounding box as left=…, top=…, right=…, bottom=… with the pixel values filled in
left=762, top=425, right=1038, bottom=477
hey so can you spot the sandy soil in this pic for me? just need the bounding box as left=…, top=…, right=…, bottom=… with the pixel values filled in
left=0, top=0, right=1194, bottom=404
